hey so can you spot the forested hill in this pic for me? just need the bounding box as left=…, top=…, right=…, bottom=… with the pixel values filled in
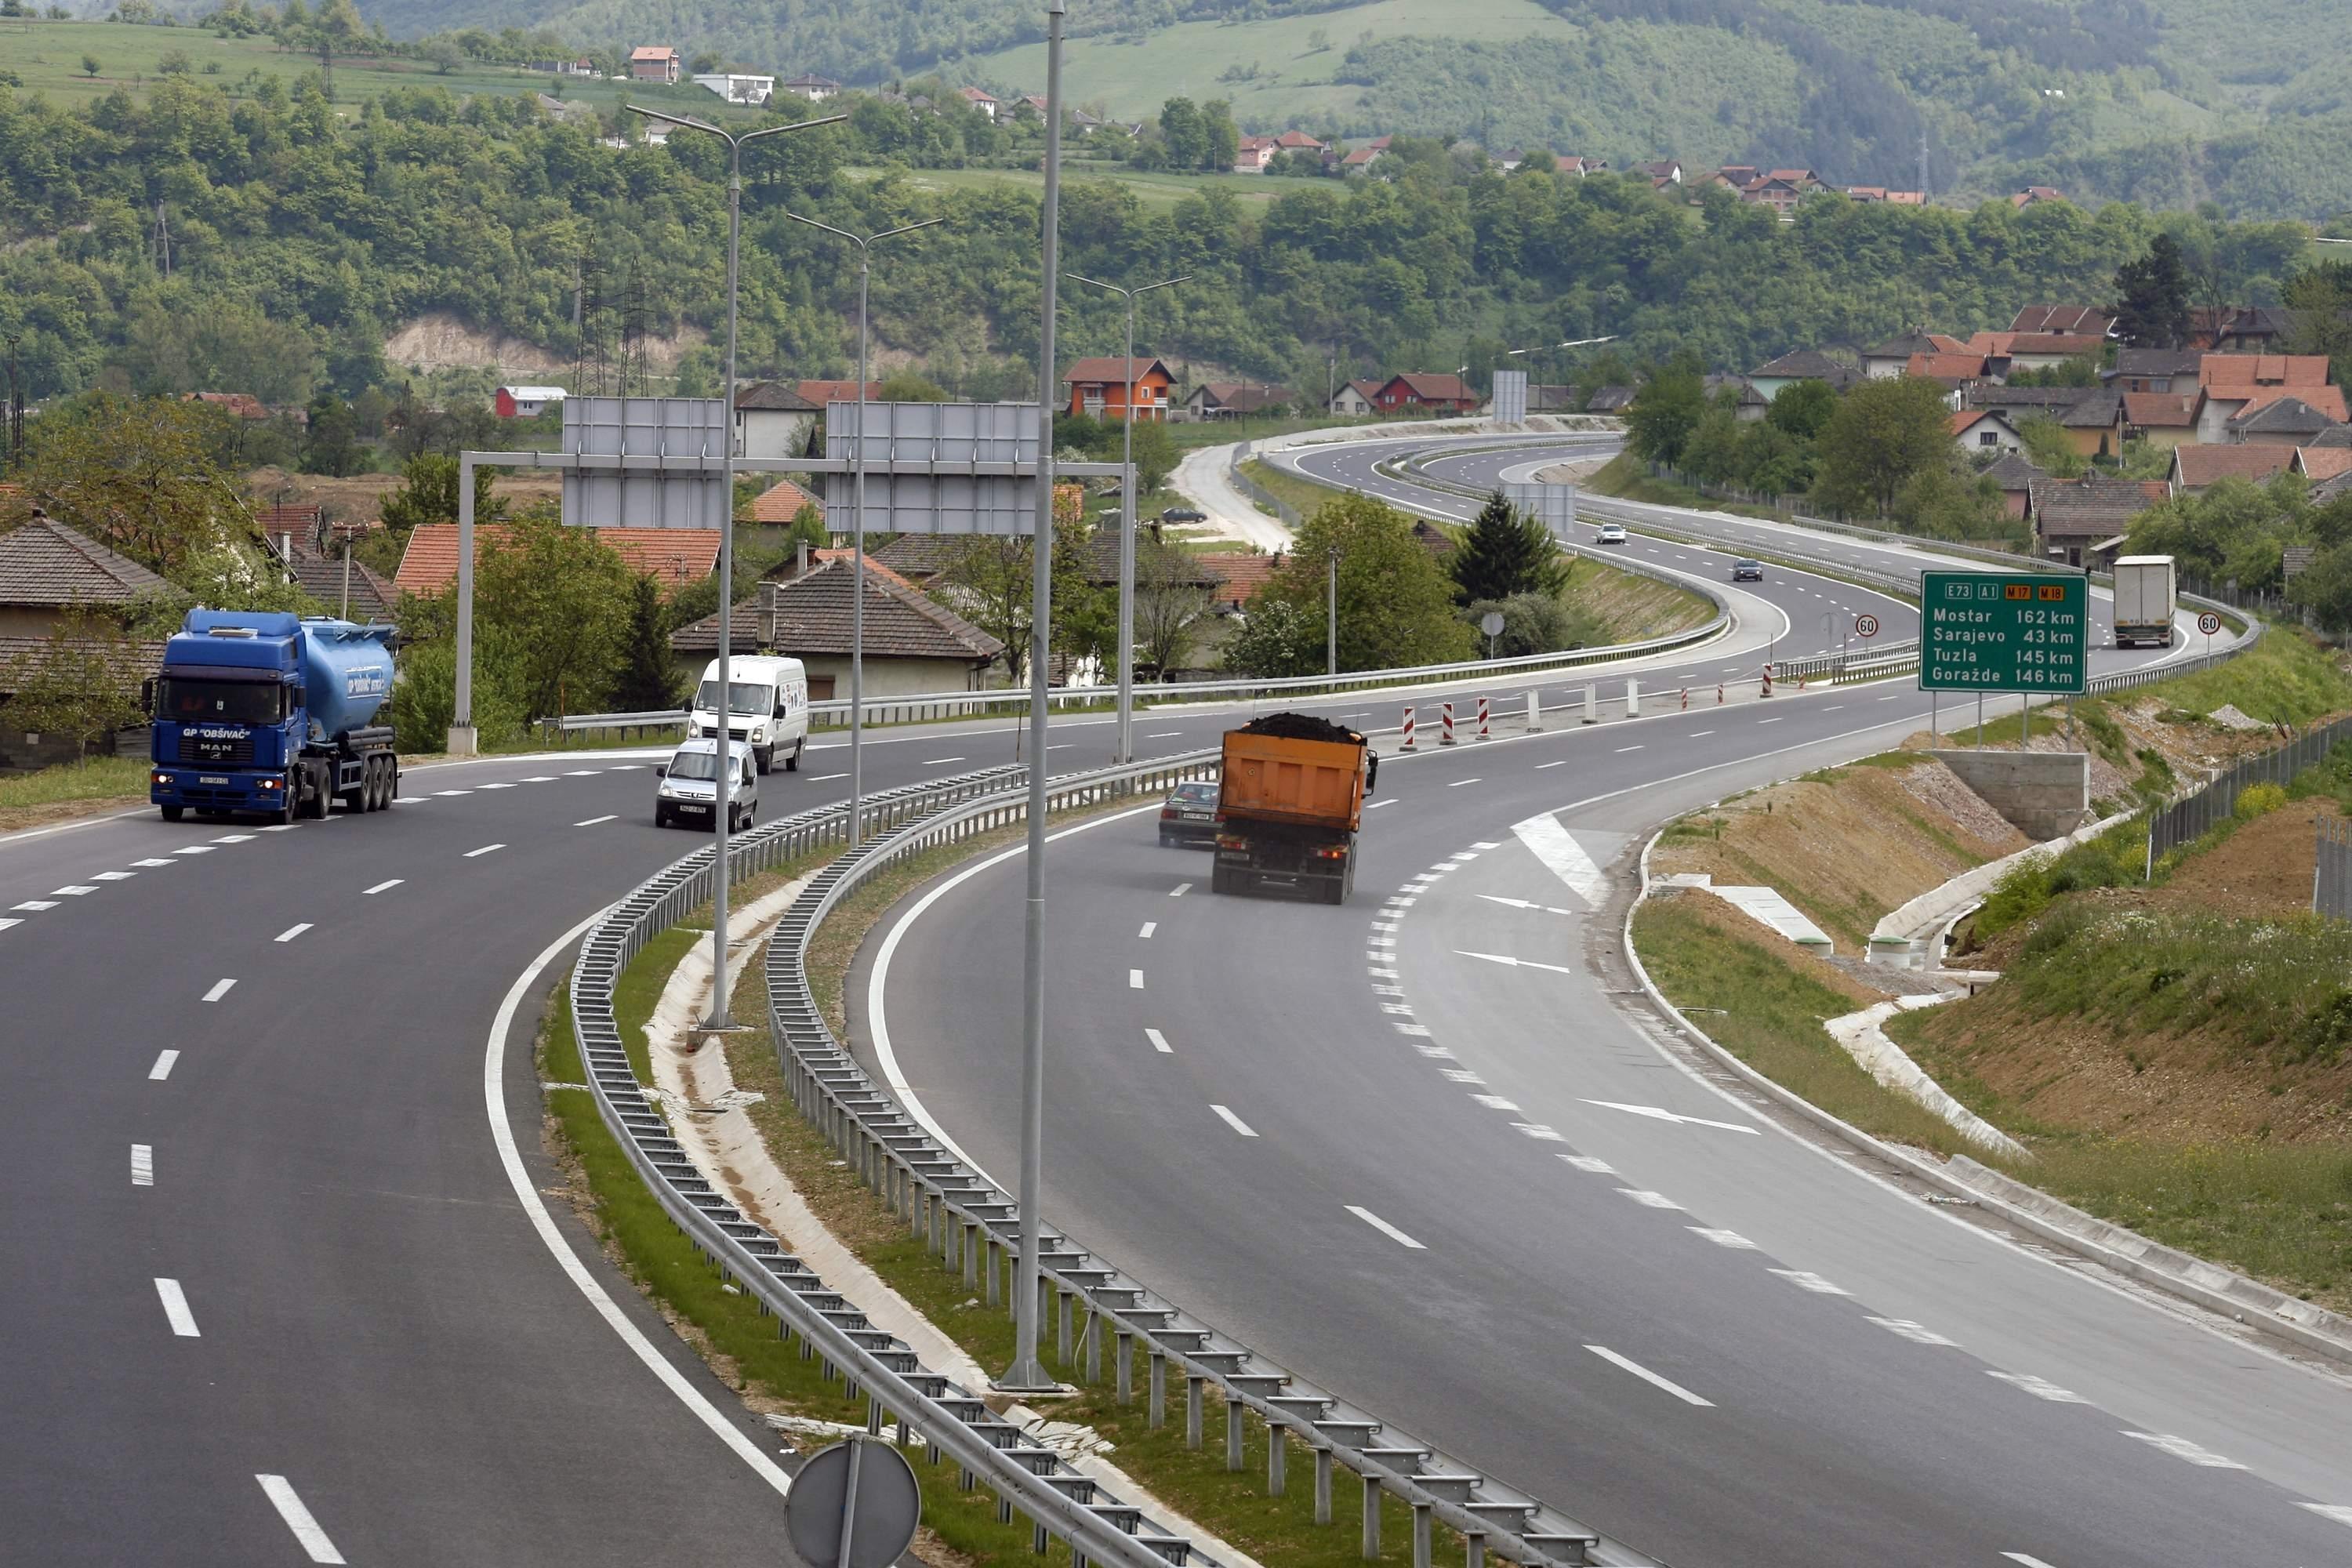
left=220, top=0, right=2352, bottom=216
left=0, top=68, right=2324, bottom=416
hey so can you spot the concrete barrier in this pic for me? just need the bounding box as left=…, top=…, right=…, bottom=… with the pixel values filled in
left=1931, top=750, right=2089, bottom=840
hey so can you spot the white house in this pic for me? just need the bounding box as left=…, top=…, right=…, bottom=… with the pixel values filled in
left=1951, top=408, right=2023, bottom=455
left=780, top=74, right=841, bottom=101
left=495, top=386, right=567, bottom=419
left=693, top=72, right=775, bottom=105
left=734, top=382, right=822, bottom=460
left=957, top=86, right=999, bottom=120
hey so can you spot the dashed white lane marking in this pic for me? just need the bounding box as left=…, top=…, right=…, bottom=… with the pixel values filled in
left=810, top=772, right=850, bottom=782
left=924, top=756, right=967, bottom=764
left=1821, top=704, right=1844, bottom=712
left=2002, top=1555, right=2060, bottom=1567
left=1689, top=1228, right=1756, bottom=1248
left=1211, top=1104, right=1259, bottom=1138
left=132, top=858, right=176, bottom=867
left=260, top=822, right=299, bottom=829
left=575, top=815, right=618, bottom=827
left=201, top=978, right=236, bottom=1003
left=14, top=900, right=57, bottom=911
left=256, top=1475, right=347, bottom=1564
left=1512, top=810, right=1609, bottom=906
left=1769, top=1269, right=1849, bottom=1294
left=212, top=833, right=254, bottom=844
left=1170, top=882, right=1192, bottom=897
left=274, top=923, right=311, bottom=943
left=1145, top=1029, right=1172, bottom=1054
left=154, top=1278, right=199, bottom=1336
left=464, top=844, right=506, bottom=858
left=363, top=879, right=402, bottom=895
left=1868, top=1317, right=1957, bottom=1345
left=1128, top=968, right=1144, bottom=989
left=1687, top=730, right=1715, bottom=738
left=1987, top=1370, right=2089, bottom=1403
left=477, top=782, right=517, bottom=790
left=1757, top=717, right=1783, bottom=725
left=522, top=775, right=559, bottom=782
left=2299, top=1504, right=2352, bottom=1527
left=1586, top=1345, right=1713, bottom=1406
left=1346, top=1206, right=1426, bottom=1250
left=608, top=764, right=645, bottom=771
left=435, top=789, right=473, bottom=796
left=1580, top=1098, right=1759, bottom=1134
left=131, top=1145, right=154, bottom=1186
left=2122, top=1432, right=2246, bottom=1468
left=150, top=1050, right=178, bottom=1080
left=1138, top=921, right=1156, bottom=938
left=1561, top=1155, right=1614, bottom=1174
left=0, top=918, right=16, bottom=931
left=92, top=870, right=135, bottom=881
left=1613, top=745, right=1643, bottom=753
left=1367, top=799, right=1396, bottom=808
left=1439, top=1068, right=1484, bottom=1083
left=173, top=845, right=214, bottom=855
left=1878, top=693, right=1904, bottom=701
left=1618, top=1189, right=1684, bottom=1210
left=1447, top=778, right=1481, bottom=787
left=564, top=770, right=601, bottom=776
left=1535, top=759, right=1570, bottom=769
left=1468, top=1094, right=1521, bottom=1111
left=1513, top=1123, right=1565, bottom=1140
left=1148, top=730, right=1184, bottom=738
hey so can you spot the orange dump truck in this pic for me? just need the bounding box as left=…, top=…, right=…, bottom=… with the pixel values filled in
left=1211, top=713, right=1376, bottom=903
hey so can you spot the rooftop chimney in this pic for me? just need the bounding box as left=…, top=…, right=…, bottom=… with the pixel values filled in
left=757, top=579, right=778, bottom=651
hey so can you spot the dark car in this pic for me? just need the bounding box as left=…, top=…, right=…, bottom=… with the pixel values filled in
left=1158, top=780, right=1220, bottom=846
left=1732, top=559, right=1764, bottom=582
left=1160, top=505, right=1207, bottom=524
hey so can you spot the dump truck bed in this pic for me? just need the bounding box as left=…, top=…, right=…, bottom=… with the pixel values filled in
left=1218, top=730, right=1366, bottom=834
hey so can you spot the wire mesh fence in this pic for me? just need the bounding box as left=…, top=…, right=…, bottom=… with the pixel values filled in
left=2147, top=712, right=2352, bottom=876
left=2317, top=816, right=2352, bottom=920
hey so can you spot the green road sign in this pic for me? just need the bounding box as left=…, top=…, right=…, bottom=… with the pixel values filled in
left=1920, top=571, right=2088, bottom=695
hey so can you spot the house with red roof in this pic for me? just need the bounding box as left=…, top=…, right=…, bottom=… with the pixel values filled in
left=1371, top=373, right=1478, bottom=416
left=394, top=525, right=720, bottom=599
left=1062, top=357, right=1174, bottom=422
left=628, top=46, right=681, bottom=84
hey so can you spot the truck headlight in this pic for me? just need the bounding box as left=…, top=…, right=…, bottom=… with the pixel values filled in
left=686, top=719, right=701, bottom=737
left=750, top=724, right=766, bottom=742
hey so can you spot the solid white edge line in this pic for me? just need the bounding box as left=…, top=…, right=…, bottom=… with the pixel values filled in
left=1345, top=1204, right=1427, bottom=1250
left=486, top=912, right=792, bottom=1497
left=1584, top=1345, right=1714, bottom=1406
left=1210, top=1104, right=1259, bottom=1138
left=154, top=1277, right=198, bottom=1336
left=148, top=1049, right=178, bottom=1081
left=255, top=1475, right=347, bottom=1565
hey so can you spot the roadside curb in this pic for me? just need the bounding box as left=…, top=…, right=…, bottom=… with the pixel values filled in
left=1624, top=824, right=2352, bottom=1374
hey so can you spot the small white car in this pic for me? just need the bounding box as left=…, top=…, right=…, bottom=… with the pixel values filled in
left=1595, top=524, right=1629, bottom=545
left=655, top=739, right=758, bottom=831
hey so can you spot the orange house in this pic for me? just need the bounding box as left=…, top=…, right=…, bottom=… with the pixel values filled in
left=1062, top=357, right=1174, bottom=422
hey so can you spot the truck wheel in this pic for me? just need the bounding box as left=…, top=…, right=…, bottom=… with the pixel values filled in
left=755, top=746, right=773, bottom=775
left=161, top=804, right=183, bottom=823
left=274, top=798, right=296, bottom=827
left=1210, top=863, right=1235, bottom=895
left=784, top=739, right=802, bottom=772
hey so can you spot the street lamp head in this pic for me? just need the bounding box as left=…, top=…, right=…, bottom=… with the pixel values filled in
left=626, top=103, right=724, bottom=137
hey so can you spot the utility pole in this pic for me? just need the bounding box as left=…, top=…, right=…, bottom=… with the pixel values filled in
left=3, top=335, right=20, bottom=473
left=1066, top=269, right=1189, bottom=764
left=1001, top=0, right=1066, bottom=1399
left=787, top=212, right=948, bottom=839
left=1326, top=546, right=1341, bottom=675
left=630, top=103, right=846, bottom=1031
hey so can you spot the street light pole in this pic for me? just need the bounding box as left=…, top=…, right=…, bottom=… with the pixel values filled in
left=1065, top=270, right=1189, bottom=764
left=1326, top=546, right=1341, bottom=675
left=1000, top=0, right=1067, bottom=1397
left=631, top=103, right=845, bottom=1030
left=788, top=213, right=946, bottom=840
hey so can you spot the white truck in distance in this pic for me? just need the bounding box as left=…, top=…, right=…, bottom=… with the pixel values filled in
left=2111, top=555, right=2177, bottom=648
left=688, top=654, right=808, bottom=774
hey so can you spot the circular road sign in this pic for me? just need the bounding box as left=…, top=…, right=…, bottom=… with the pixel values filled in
left=1853, top=613, right=1879, bottom=639
left=2198, top=612, right=2223, bottom=636
left=784, top=1439, right=922, bottom=1568
left=1480, top=611, right=1507, bottom=637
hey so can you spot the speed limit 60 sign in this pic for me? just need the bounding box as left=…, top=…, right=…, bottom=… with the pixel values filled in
left=1854, top=613, right=1879, bottom=638
left=2198, top=612, right=2222, bottom=636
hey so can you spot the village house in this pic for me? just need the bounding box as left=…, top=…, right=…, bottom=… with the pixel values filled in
left=957, top=87, right=999, bottom=120
left=494, top=386, right=565, bottom=419
left=1980, top=452, right=2045, bottom=521
left=184, top=391, right=270, bottom=421
left=2168, top=445, right=2291, bottom=495
left=2196, top=354, right=2342, bottom=444
left=2027, top=474, right=2165, bottom=566
left=1183, top=383, right=1298, bottom=419
left=0, top=515, right=172, bottom=770
left=693, top=72, right=775, bottom=105
left=2009, top=305, right=2114, bottom=338
left=779, top=74, right=841, bottom=101
left=628, top=46, right=681, bottom=84
left=1748, top=350, right=1854, bottom=400
left=2056, top=389, right=2128, bottom=460
left=1232, top=136, right=1279, bottom=173
left=1863, top=333, right=1965, bottom=379
left=1328, top=379, right=1383, bottom=417
left=733, top=382, right=822, bottom=461
left=2009, top=186, right=2068, bottom=209
left=1063, top=357, right=1174, bottom=422
left=2121, top=391, right=2201, bottom=451
left=2227, top=395, right=2344, bottom=446
left=1965, top=383, right=2093, bottom=425
left=670, top=555, right=1004, bottom=696
left=1584, top=385, right=1637, bottom=414
left=2295, top=446, right=2352, bottom=485
left=394, top=525, right=720, bottom=599
left=1371, top=373, right=1479, bottom=416
left=1950, top=408, right=2023, bottom=455
left=1740, top=169, right=1828, bottom=216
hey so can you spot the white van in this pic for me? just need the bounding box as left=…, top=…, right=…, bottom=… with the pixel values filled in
left=688, top=654, right=809, bottom=774
left=654, top=739, right=757, bottom=830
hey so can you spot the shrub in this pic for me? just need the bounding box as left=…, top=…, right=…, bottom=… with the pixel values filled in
left=2235, top=782, right=2287, bottom=820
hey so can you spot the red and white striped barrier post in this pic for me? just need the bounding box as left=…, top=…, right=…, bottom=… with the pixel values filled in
left=1761, top=665, right=1774, bottom=699
left=1717, top=684, right=1725, bottom=705
left=1440, top=702, right=1457, bottom=746
left=1400, top=706, right=1416, bottom=750
left=1476, top=695, right=1490, bottom=739
left=1680, top=688, right=1689, bottom=710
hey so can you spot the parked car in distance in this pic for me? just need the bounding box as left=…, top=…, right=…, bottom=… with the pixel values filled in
left=1160, top=505, right=1207, bottom=524
left=1732, top=559, right=1764, bottom=581
left=1595, top=524, right=1628, bottom=545
left=1159, top=779, right=1220, bottom=847
left=655, top=739, right=758, bottom=831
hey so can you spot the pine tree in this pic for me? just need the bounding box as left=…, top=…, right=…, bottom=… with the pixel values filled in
left=612, top=574, right=681, bottom=713
left=1449, top=490, right=1566, bottom=605
left=2112, top=234, right=2192, bottom=350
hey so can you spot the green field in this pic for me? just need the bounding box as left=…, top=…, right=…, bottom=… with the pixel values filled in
left=0, top=18, right=737, bottom=118
left=964, top=0, right=1573, bottom=128
left=844, top=159, right=1293, bottom=209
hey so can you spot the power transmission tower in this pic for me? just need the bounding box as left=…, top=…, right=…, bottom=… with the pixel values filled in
left=574, top=241, right=612, bottom=396
left=154, top=200, right=172, bottom=279
left=619, top=272, right=652, bottom=397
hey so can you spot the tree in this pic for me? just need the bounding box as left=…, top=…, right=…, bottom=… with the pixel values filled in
left=1225, top=595, right=1319, bottom=677
left=933, top=486, right=1094, bottom=684
left=1241, top=493, right=1472, bottom=673
left=1624, top=369, right=1705, bottom=469
left=473, top=514, right=635, bottom=717
left=2111, top=234, right=2192, bottom=350
left=1458, top=590, right=1602, bottom=657
left=80, top=55, right=100, bottom=78
left=1156, top=97, right=1204, bottom=172
left=1132, top=531, right=1214, bottom=676
left=2013, top=412, right=2086, bottom=479
left=301, top=394, right=364, bottom=477
left=2283, top=261, right=2352, bottom=390
left=1766, top=379, right=1838, bottom=442
left=1813, top=376, right=1954, bottom=519
left=378, top=452, right=501, bottom=538
left=612, top=575, right=682, bottom=711
left=875, top=371, right=949, bottom=402
left=21, top=395, right=235, bottom=576
left=2288, top=543, right=2352, bottom=633
left=0, top=604, right=147, bottom=755
left=1200, top=100, right=1240, bottom=174
left=1128, top=416, right=1177, bottom=493
left=1450, top=489, right=1565, bottom=604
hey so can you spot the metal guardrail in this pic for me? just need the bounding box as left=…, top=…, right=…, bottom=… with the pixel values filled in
left=1226, top=439, right=1301, bottom=528
left=764, top=760, right=1642, bottom=1568
left=568, top=763, right=1222, bottom=1568
left=2317, top=815, right=2352, bottom=920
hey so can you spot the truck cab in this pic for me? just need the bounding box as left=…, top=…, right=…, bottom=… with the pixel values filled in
left=148, top=610, right=398, bottom=825
left=688, top=654, right=808, bottom=775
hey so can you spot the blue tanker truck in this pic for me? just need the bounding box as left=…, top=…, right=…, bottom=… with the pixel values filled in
left=147, top=609, right=401, bottom=824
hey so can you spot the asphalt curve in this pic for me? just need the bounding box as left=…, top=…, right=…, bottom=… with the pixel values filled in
left=0, top=434, right=2242, bottom=1563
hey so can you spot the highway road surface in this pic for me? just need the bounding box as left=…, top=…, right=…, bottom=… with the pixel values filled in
left=0, top=433, right=2274, bottom=1564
